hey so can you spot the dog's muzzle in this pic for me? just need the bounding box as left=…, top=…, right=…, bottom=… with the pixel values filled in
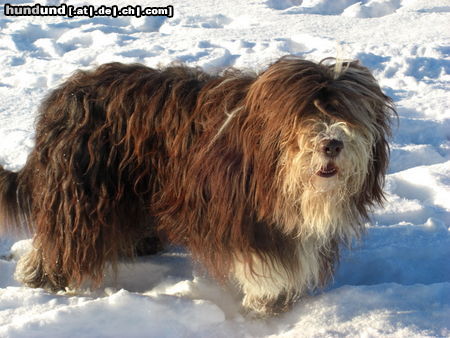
left=315, top=139, right=343, bottom=178
left=322, top=139, right=343, bottom=158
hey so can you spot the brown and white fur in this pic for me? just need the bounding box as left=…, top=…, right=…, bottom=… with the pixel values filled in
left=0, top=56, right=395, bottom=316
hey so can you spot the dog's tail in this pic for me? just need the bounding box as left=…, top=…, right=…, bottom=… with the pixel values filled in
left=0, top=165, right=31, bottom=235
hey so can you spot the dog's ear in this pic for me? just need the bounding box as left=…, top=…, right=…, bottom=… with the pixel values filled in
left=244, top=57, right=324, bottom=121
left=241, top=58, right=326, bottom=158
left=366, top=132, right=389, bottom=206
left=331, top=61, right=397, bottom=216
left=357, top=94, right=396, bottom=218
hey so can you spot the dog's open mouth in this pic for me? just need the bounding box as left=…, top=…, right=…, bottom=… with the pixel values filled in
left=316, top=163, right=338, bottom=178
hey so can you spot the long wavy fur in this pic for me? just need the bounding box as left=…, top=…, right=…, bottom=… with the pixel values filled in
left=0, top=56, right=395, bottom=315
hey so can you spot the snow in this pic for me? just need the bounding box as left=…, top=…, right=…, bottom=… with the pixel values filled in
left=0, top=0, right=449, bottom=336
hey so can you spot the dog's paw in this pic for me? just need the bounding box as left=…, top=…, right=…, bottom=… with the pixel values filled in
left=15, top=248, right=67, bottom=292
left=241, top=291, right=298, bottom=317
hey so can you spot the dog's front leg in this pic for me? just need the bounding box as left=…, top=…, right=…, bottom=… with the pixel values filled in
left=232, top=253, right=303, bottom=316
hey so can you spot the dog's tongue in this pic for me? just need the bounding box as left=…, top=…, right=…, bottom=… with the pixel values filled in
left=317, top=163, right=337, bottom=178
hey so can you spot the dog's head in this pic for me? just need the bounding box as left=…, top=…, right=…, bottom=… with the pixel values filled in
left=242, top=57, right=396, bottom=240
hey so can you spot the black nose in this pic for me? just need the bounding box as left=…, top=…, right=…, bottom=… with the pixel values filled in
left=322, top=139, right=344, bottom=158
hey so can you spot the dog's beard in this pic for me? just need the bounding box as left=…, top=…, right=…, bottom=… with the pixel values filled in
left=277, top=120, right=374, bottom=244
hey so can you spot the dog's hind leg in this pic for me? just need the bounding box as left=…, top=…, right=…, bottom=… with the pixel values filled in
left=13, top=186, right=111, bottom=290
left=15, top=245, right=68, bottom=291
left=15, top=185, right=148, bottom=290
left=13, top=150, right=151, bottom=291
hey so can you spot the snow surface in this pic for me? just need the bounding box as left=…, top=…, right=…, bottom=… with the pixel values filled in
left=0, top=0, right=449, bottom=336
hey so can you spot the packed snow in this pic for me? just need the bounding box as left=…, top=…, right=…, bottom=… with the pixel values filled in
left=0, top=0, right=449, bottom=337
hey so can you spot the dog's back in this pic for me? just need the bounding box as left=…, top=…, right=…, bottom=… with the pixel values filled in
left=0, top=63, right=210, bottom=286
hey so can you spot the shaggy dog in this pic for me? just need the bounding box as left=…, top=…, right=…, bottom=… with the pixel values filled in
left=0, top=56, right=395, bottom=315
